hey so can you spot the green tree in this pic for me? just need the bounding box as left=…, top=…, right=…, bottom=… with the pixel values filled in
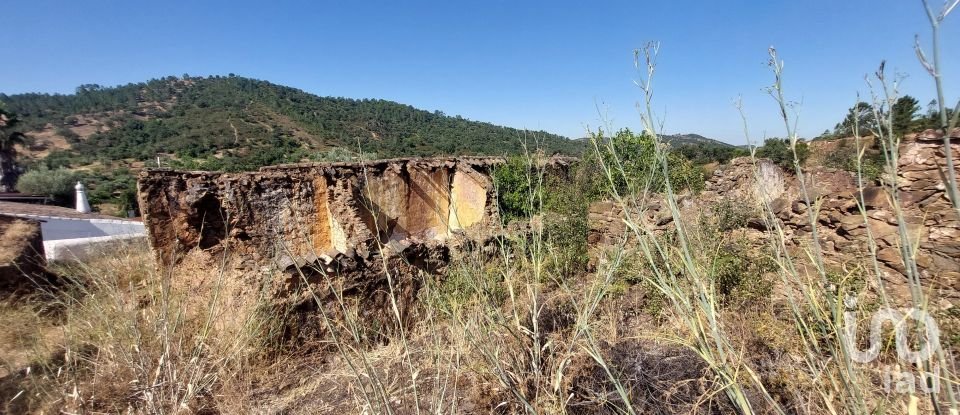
left=814, top=129, right=833, bottom=140
left=2, top=75, right=585, bottom=168
left=674, top=142, right=748, bottom=164
left=592, top=128, right=704, bottom=195
left=15, top=165, right=78, bottom=205
left=492, top=156, right=536, bottom=221
left=756, top=138, right=809, bottom=170
left=0, top=105, right=27, bottom=192
left=891, top=95, right=920, bottom=137
left=916, top=99, right=956, bottom=131
left=834, top=102, right=875, bottom=137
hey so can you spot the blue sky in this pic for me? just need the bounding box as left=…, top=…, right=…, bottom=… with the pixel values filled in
left=3, top=0, right=958, bottom=144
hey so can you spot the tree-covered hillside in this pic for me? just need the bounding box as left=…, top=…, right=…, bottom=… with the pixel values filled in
left=1, top=75, right=584, bottom=171
left=0, top=75, right=587, bottom=213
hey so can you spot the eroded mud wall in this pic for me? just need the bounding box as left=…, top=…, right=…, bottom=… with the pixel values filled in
left=137, top=157, right=505, bottom=268
left=449, top=168, right=489, bottom=231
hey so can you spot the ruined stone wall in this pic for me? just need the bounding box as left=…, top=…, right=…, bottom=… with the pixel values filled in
left=138, top=156, right=584, bottom=342
left=138, top=157, right=506, bottom=270
left=589, top=132, right=960, bottom=304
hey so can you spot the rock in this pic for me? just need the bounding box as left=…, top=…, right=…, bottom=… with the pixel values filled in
left=901, top=189, right=939, bottom=208
left=867, top=218, right=899, bottom=244
left=746, top=218, right=768, bottom=231
left=825, top=210, right=844, bottom=225
left=876, top=248, right=905, bottom=273
left=838, top=214, right=865, bottom=231
left=139, top=157, right=518, bottom=267
left=914, top=128, right=960, bottom=143
left=858, top=186, right=889, bottom=209
left=655, top=214, right=674, bottom=227
left=770, top=196, right=791, bottom=215
left=868, top=209, right=898, bottom=224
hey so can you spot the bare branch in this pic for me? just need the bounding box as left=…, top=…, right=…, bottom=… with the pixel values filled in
left=942, top=0, right=959, bottom=19
left=921, top=0, right=939, bottom=24
left=914, top=35, right=936, bottom=75
left=875, top=60, right=886, bottom=82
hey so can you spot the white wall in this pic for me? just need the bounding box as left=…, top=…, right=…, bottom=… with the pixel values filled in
left=44, top=234, right=147, bottom=262
left=3, top=214, right=147, bottom=261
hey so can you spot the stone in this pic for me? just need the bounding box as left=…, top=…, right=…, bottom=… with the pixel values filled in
left=867, top=218, right=899, bottom=243
left=858, top=186, right=889, bottom=209
left=139, top=157, right=583, bottom=343
left=770, top=196, right=790, bottom=215
left=655, top=214, right=674, bottom=227
left=839, top=214, right=865, bottom=231
left=746, top=218, right=768, bottom=231
left=404, top=166, right=451, bottom=238
left=137, top=157, right=551, bottom=268
left=876, top=248, right=906, bottom=273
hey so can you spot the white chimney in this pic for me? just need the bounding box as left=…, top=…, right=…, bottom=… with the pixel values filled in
left=75, top=181, right=91, bottom=214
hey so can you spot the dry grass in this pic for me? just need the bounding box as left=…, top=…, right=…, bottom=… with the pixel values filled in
left=1, top=151, right=955, bottom=415
left=0, top=220, right=39, bottom=264
left=0, top=241, right=284, bottom=414
left=1, top=3, right=958, bottom=413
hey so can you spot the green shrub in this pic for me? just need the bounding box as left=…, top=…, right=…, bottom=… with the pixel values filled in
left=542, top=213, right=588, bottom=277
left=694, top=200, right=773, bottom=308
left=84, top=168, right=139, bottom=214
left=664, top=151, right=706, bottom=192
left=56, top=127, right=81, bottom=143
left=541, top=164, right=603, bottom=275
left=714, top=199, right=752, bottom=232
left=712, top=240, right=775, bottom=308
left=311, top=147, right=372, bottom=162
left=16, top=166, right=78, bottom=205
left=822, top=139, right=885, bottom=181
left=493, top=135, right=705, bottom=278
left=756, top=138, right=809, bottom=171
left=591, top=128, right=705, bottom=195
left=674, top=142, right=749, bottom=165
left=492, top=155, right=538, bottom=221
left=428, top=264, right=507, bottom=315
left=606, top=247, right=668, bottom=318
left=493, top=157, right=604, bottom=276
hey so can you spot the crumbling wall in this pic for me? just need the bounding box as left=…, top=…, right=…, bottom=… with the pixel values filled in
left=138, top=157, right=505, bottom=268
left=589, top=131, right=960, bottom=304
left=137, top=156, right=518, bottom=342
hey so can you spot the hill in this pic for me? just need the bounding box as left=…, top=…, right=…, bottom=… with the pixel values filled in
left=0, top=75, right=588, bottom=213
left=662, top=133, right=745, bottom=165
left=1, top=75, right=584, bottom=172
left=660, top=133, right=733, bottom=147
left=1, top=76, right=743, bottom=212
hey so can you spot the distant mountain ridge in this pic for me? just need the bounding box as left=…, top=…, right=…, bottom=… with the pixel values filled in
left=660, top=133, right=734, bottom=147
left=575, top=133, right=734, bottom=148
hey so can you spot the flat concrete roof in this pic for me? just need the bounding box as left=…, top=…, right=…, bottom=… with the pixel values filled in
left=0, top=201, right=139, bottom=221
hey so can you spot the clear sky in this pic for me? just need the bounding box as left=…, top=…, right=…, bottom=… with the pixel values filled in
left=3, top=0, right=958, bottom=144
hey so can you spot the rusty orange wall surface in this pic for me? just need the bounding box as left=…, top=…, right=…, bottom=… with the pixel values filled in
left=137, top=157, right=511, bottom=267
